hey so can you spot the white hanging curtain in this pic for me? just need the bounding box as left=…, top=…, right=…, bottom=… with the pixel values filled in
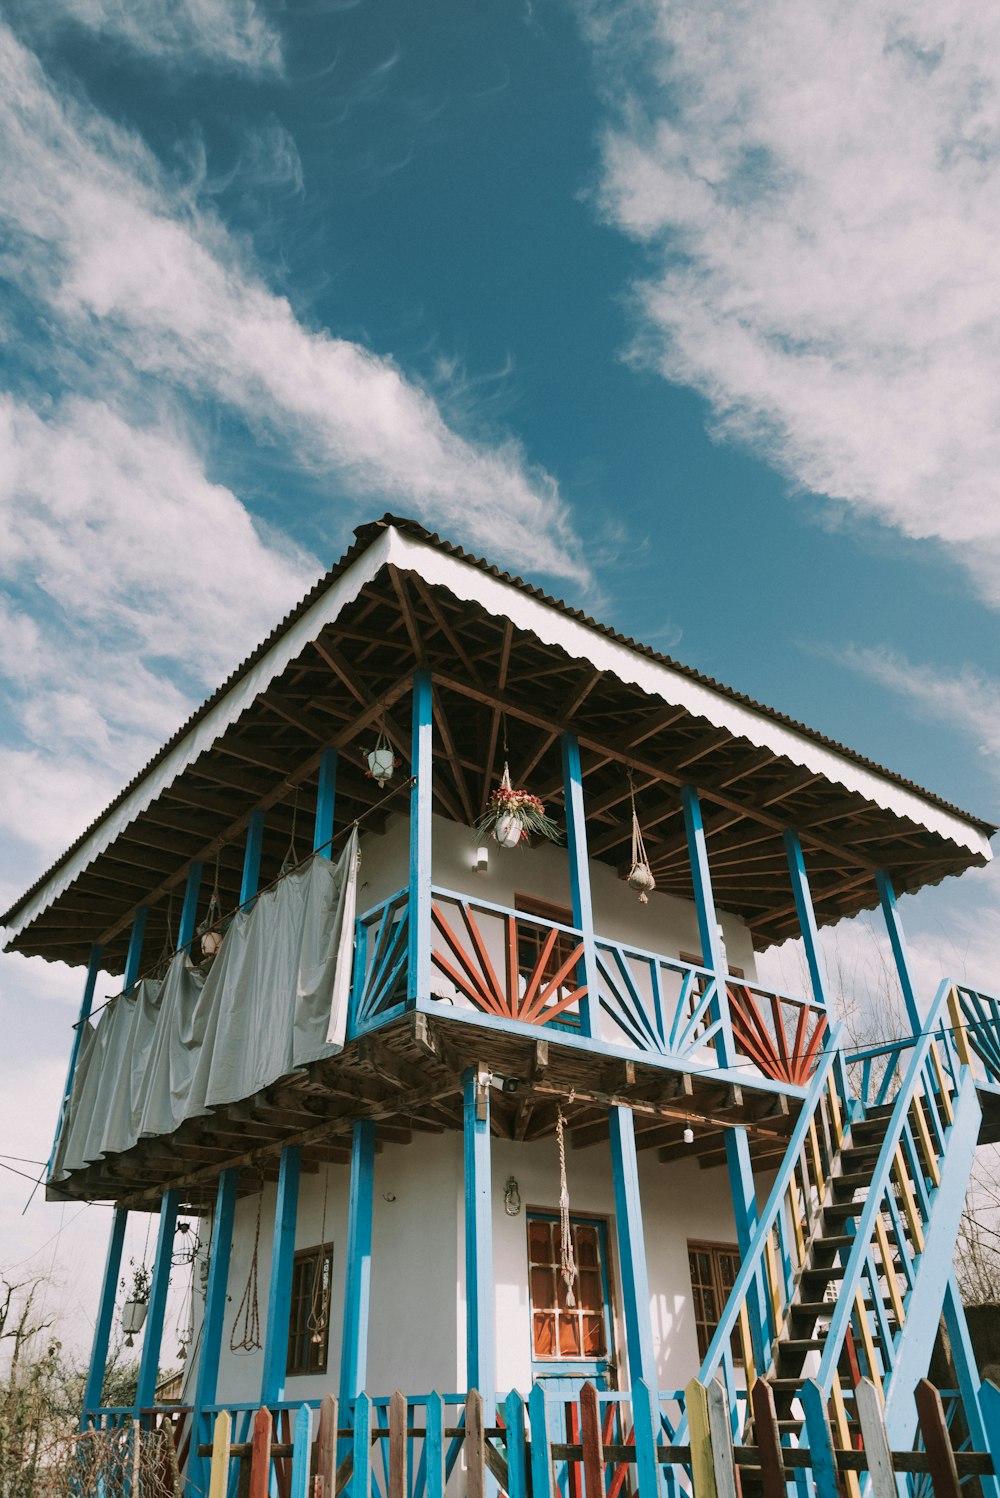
left=51, top=830, right=360, bottom=1187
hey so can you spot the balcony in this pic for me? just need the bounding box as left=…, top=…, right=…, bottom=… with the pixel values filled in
left=349, top=885, right=829, bottom=1102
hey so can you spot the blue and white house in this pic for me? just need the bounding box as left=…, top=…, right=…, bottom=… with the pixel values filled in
left=6, top=516, right=1000, bottom=1484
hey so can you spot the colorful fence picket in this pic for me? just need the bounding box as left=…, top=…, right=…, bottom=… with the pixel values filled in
left=183, top=1376, right=997, bottom=1498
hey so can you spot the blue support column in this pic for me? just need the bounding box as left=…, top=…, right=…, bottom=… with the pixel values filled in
left=187, top=1169, right=238, bottom=1496
left=50, top=944, right=102, bottom=1177
left=608, top=1106, right=657, bottom=1390
left=408, top=670, right=433, bottom=1003
left=81, top=1206, right=128, bottom=1427
left=876, top=870, right=922, bottom=1033
left=681, top=784, right=767, bottom=1365
left=123, top=907, right=148, bottom=994
left=314, top=748, right=338, bottom=857
left=135, top=1189, right=179, bottom=1410
left=261, top=1146, right=301, bottom=1403
left=339, top=1120, right=376, bottom=1408
left=560, top=733, right=597, bottom=1038
left=943, top=1276, right=1000, bottom=1498
left=783, top=830, right=829, bottom=1007
left=177, top=863, right=202, bottom=952
left=241, top=810, right=265, bottom=904
left=463, top=1067, right=495, bottom=1407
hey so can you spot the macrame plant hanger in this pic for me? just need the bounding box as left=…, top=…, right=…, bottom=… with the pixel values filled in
left=556, top=1104, right=578, bottom=1308
left=280, top=786, right=301, bottom=876
left=199, top=847, right=224, bottom=959
left=626, top=769, right=656, bottom=904
left=230, top=1175, right=264, bottom=1354
left=306, top=1166, right=332, bottom=1347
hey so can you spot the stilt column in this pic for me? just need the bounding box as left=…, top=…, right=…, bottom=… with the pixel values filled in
left=81, top=1206, right=128, bottom=1427
left=608, top=1106, right=657, bottom=1390
left=261, top=1146, right=301, bottom=1403
left=463, top=1067, right=495, bottom=1407
left=135, top=1189, right=179, bottom=1410
left=561, top=732, right=597, bottom=1037
left=409, top=671, right=433, bottom=1002
left=876, top=870, right=922, bottom=1032
left=187, top=1168, right=237, bottom=1497
left=314, top=748, right=338, bottom=857
left=339, top=1119, right=376, bottom=1407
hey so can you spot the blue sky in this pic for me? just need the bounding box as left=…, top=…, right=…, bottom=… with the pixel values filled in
left=3, top=0, right=1000, bottom=1346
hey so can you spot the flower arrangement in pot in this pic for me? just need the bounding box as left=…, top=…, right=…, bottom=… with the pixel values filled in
left=476, top=764, right=562, bottom=848
left=120, top=1260, right=152, bottom=1346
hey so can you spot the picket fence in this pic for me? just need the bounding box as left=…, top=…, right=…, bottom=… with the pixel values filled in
left=192, top=1376, right=997, bottom=1498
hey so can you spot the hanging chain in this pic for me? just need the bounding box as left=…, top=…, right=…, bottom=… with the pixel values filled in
left=306, top=1166, right=332, bottom=1344
left=556, top=1105, right=578, bottom=1309
left=230, top=1176, right=264, bottom=1353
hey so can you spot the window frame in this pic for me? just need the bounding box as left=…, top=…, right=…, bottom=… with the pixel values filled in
left=687, top=1238, right=742, bottom=1362
left=286, top=1242, right=334, bottom=1378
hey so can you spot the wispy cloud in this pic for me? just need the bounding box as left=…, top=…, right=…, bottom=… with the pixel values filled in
left=581, top=0, right=1000, bottom=606
left=21, top=0, right=283, bottom=73
left=0, top=23, right=587, bottom=588
left=832, top=643, right=1000, bottom=777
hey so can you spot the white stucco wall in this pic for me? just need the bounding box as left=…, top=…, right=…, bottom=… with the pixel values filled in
left=210, top=1128, right=757, bottom=1403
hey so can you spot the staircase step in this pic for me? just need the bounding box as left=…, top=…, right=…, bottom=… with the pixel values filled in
left=813, top=1234, right=854, bottom=1253
left=801, top=1265, right=847, bottom=1285
left=790, top=1300, right=834, bottom=1324
left=776, top=1338, right=826, bottom=1354
left=833, top=1171, right=879, bottom=1197
left=823, top=1199, right=885, bottom=1224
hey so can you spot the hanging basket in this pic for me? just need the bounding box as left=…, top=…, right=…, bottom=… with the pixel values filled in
left=121, top=1298, right=148, bottom=1341
left=626, top=772, right=656, bottom=904
left=627, top=861, right=656, bottom=899
left=475, top=763, right=562, bottom=848
left=365, top=732, right=401, bottom=789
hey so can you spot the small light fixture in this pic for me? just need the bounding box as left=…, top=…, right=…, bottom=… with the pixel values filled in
left=683, top=1126, right=695, bottom=1146
left=382, top=1191, right=397, bottom=1203
left=501, top=1075, right=520, bottom=1095
left=473, top=845, right=489, bottom=874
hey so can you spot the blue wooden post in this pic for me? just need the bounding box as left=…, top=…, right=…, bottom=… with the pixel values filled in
left=338, top=1120, right=376, bottom=1408
left=681, top=784, right=767, bottom=1364
left=783, top=830, right=829, bottom=1006
left=241, top=810, right=265, bottom=904
left=50, top=944, right=102, bottom=1177
left=177, top=863, right=203, bottom=952
left=123, top=907, right=148, bottom=994
left=262, top=1146, right=301, bottom=1403
left=608, top=1106, right=658, bottom=1390
left=560, top=732, right=597, bottom=1038
left=463, top=1067, right=495, bottom=1408
left=408, top=670, right=433, bottom=1003
left=135, top=1189, right=179, bottom=1410
left=187, top=1168, right=237, bottom=1497
left=876, top=870, right=922, bottom=1032
left=81, top=1206, right=128, bottom=1426
left=314, top=748, right=338, bottom=857
left=943, top=1276, right=1000, bottom=1498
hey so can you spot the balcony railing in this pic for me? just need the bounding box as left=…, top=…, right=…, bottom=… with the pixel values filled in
left=349, top=887, right=829, bottom=1088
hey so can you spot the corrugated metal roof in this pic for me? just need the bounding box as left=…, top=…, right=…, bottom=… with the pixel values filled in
left=3, top=513, right=994, bottom=928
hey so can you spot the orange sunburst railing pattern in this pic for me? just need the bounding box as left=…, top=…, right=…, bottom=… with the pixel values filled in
left=727, top=981, right=828, bottom=1085
left=430, top=897, right=587, bottom=1026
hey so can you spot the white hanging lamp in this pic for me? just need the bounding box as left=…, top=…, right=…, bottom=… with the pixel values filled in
left=366, top=729, right=397, bottom=789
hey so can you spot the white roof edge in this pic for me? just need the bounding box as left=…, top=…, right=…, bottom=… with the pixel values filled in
left=6, top=524, right=991, bottom=943
left=392, top=530, right=992, bottom=861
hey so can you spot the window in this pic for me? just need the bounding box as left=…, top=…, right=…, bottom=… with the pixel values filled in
left=515, top=895, right=580, bottom=1022
left=528, top=1215, right=609, bottom=1361
left=286, top=1243, right=333, bottom=1377
left=687, top=1240, right=741, bottom=1360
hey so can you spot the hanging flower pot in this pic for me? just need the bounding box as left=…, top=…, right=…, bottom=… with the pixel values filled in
left=120, top=1261, right=151, bottom=1346
left=475, top=763, right=562, bottom=849
left=627, top=861, right=656, bottom=900
left=365, top=731, right=401, bottom=789
left=626, top=771, right=656, bottom=904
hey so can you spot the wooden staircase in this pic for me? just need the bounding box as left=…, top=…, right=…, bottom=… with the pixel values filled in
left=681, top=982, right=995, bottom=1478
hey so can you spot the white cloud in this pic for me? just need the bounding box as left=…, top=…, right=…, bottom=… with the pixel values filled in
left=832, top=643, right=1000, bottom=779
left=32, top=0, right=283, bottom=74
left=583, top=0, right=1000, bottom=605
left=0, top=395, right=320, bottom=865
left=0, top=23, right=588, bottom=588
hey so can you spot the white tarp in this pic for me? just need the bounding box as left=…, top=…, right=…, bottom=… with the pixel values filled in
left=50, top=832, right=359, bottom=1188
